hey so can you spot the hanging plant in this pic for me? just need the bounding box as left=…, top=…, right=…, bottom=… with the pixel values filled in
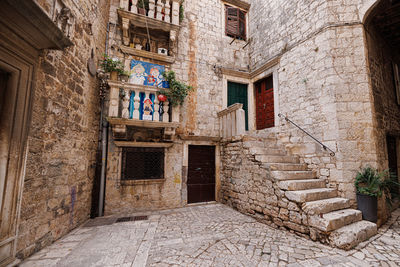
left=100, top=54, right=125, bottom=74
left=159, top=70, right=192, bottom=107
left=179, top=0, right=185, bottom=23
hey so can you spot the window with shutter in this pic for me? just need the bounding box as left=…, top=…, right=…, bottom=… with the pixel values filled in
left=225, top=5, right=246, bottom=40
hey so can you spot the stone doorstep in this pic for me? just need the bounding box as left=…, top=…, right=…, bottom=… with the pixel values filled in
left=308, top=209, right=362, bottom=232
left=285, top=188, right=337, bottom=203
left=302, top=197, right=351, bottom=215
left=329, top=220, right=378, bottom=250
left=267, top=163, right=308, bottom=171
left=255, top=155, right=300, bottom=164
left=277, top=178, right=326, bottom=191
left=249, top=147, right=286, bottom=156
left=271, top=170, right=317, bottom=180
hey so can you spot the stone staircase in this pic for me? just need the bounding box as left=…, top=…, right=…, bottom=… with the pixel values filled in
left=243, top=136, right=378, bottom=250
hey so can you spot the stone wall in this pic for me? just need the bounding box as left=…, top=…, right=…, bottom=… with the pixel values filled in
left=248, top=0, right=381, bottom=205
left=16, top=0, right=109, bottom=259
left=104, top=142, right=183, bottom=215
left=103, top=0, right=250, bottom=213
left=220, top=138, right=325, bottom=242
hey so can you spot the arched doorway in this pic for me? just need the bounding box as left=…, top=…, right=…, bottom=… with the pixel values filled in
left=364, top=0, right=400, bottom=223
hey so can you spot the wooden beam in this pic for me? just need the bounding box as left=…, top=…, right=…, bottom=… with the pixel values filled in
left=120, top=45, right=175, bottom=64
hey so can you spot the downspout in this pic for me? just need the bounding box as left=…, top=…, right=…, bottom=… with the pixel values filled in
left=98, top=120, right=108, bottom=216
left=97, top=22, right=111, bottom=217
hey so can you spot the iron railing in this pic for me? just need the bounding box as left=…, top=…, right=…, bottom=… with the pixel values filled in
left=278, top=113, right=336, bottom=156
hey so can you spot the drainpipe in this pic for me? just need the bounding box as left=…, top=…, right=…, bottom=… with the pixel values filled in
left=97, top=22, right=111, bottom=217
left=98, top=120, right=108, bottom=216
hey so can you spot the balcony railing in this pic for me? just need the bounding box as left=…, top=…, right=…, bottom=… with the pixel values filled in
left=218, top=103, right=246, bottom=139
left=119, top=0, right=180, bottom=25
left=108, top=81, right=180, bottom=125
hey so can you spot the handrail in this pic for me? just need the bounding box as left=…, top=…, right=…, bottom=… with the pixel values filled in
left=278, top=113, right=336, bottom=156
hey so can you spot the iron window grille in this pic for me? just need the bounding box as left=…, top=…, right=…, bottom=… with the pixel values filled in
left=121, top=147, right=164, bottom=180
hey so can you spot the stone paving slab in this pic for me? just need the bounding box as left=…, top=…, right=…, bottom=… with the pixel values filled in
left=20, top=204, right=400, bottom=266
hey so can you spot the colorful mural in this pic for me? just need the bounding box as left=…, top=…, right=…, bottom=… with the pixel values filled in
left=129, top=60, right=169, bottom=88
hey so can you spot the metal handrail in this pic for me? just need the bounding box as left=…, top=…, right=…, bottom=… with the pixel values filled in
left=278, top=113, right=336, bottom=156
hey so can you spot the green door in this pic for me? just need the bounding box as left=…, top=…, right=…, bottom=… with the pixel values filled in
left=228, top=82, right=248, bottom=130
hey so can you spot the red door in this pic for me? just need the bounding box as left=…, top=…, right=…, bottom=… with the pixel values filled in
left=256, top=76, right=274, bottom=129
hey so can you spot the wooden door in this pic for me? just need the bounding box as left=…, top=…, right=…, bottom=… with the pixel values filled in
left=387, top=136, right=399, bottom=195
left=228, top=82, right=248, bottom=130
left=255, top=76, right=274, bottom=130
left=187, top=146, right=215, bottom=204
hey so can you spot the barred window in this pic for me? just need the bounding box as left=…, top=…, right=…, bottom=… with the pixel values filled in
left=121, top=147, right=164, bottom=180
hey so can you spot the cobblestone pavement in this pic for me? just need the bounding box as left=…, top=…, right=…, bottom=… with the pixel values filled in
left=20, top=204, right=400, bottom=267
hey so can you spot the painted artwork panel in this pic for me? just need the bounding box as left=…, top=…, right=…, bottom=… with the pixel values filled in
left=129, top=60, right=169, bottom=88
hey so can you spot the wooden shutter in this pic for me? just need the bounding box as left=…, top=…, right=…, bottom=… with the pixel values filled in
left=226, top=6, right=239, bottom=37
left=225, top=6, right=246, bottom=40
left=238, top=9, right=246, bottom=40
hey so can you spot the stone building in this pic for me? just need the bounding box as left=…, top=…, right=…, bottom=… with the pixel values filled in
left=0, top=0, right=399, bottom=265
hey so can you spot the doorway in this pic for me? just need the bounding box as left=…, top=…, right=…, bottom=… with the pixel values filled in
left=387, top=135, right=399, bottom=195
left=228, top=81, right=248, bottom=130
left=0, top=49, right=33, bottom=265
left=187, top=145, right=215, bottom=204
left=255, top=76, right=274, bottom=130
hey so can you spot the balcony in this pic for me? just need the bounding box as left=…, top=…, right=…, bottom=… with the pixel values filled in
left=118, top=0, right=181, bottom=63
left=107, top=80, right=180, bottom=140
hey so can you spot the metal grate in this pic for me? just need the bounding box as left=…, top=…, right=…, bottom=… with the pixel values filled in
left=115, top=216, right=148, bottom=223
left=121, top=147, right=164, bottom=180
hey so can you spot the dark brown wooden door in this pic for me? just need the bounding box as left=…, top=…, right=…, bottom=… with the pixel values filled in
left=387, top=135, right=398, bottom=195
left=255, top=76, right=274, bottom=130
left=187, top=145, right=215, bottom=204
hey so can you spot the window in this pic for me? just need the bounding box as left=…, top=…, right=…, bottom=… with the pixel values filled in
left=121, top=147, right=164, bottom=180
left=225, top=5, right=246, bottom=40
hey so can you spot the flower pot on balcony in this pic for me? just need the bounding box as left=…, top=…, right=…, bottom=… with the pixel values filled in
left=356, top=193, right=377, bottom=223
left=119, top=74, right=129, bottom=82
left=110, top=71, right=118, bottom=81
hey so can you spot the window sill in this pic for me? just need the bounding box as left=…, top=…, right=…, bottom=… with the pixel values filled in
left=121, top=179, right=165, bottom=186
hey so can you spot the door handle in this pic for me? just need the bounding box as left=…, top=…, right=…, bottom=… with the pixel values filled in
left=263, top=104, right=266, bottom=109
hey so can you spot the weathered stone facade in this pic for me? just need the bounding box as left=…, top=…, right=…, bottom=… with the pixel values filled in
left=2, top=0, right=398, bottom=262
left=15, top=0, right=110, bottom=259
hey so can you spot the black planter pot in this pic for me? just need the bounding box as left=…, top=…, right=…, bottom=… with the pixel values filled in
left=356, top=193, right=377, bottom=223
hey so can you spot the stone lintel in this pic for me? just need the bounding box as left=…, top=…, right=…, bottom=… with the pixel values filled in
left=108, top=118, right=180, bottom=129
left=221, top=0, right=251, bottom=11
left=114, top=141, right=174, bottom=148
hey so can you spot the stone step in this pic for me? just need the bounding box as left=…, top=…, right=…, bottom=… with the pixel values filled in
left=255, top=155, right=299, bottom=164
left=329, top=220, right=377, bottom=250
left=308, top=209, right=362, bottom=232
left=267, top=163, right=308, bottom=171
left=277, top=179, right=326, bottom=191
left=249, top=147, right=286, bottom=156
left=285, top=188, right=337, bottom=203
left=302, top=197, right=351, bottom=215
left=271, top=170, right=316, bottom=181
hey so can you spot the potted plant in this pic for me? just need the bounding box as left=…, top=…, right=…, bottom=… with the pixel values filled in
left=119, top=70, right=130, bottom=82
left=100, top=54, right=125, bottom=81
left=355, top=167, right=399, bottom=223
left=137, top=0, right=149, bottom=15
left=158, top=70, right=192, bottom=107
